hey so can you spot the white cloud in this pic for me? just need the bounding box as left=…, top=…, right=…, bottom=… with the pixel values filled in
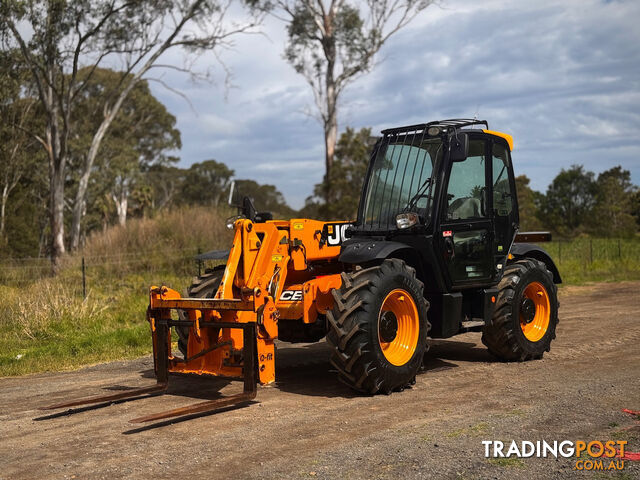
left=147, top=0, right=640, bottom=209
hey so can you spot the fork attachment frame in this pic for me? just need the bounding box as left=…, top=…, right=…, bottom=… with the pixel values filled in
left=129, top=320, right=257, bottom=423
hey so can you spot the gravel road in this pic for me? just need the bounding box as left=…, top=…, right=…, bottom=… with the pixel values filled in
left=1, top=281, right=639, bottom=480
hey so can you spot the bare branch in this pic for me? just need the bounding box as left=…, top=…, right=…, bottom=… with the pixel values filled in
left=1, top=0, right=265, bottom=259
left=3, top=20, right=48, bottom=112
left=271, top=0, right=433, bottom=200
left=69, top=2, right=136, bottom=97
left=146, top=77, right=196, bottom=114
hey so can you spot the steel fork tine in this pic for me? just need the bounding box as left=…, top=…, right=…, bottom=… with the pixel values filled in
left=40, top=383, right=168, bottom=410
left=128, top=391, right=255, bottom=423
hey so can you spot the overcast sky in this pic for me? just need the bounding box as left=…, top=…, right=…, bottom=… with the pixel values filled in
left=150, top=0, right=640, bottom=209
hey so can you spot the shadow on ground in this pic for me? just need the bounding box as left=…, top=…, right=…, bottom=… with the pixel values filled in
left=274, top=338, right=495, bottom=398
left=34, top=337, right=497, bottom=427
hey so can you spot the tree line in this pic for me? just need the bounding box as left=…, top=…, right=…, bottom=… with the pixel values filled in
left=301, top=128, right=640, bottom=239
left=3, top=2, right=635, bottom=265
left=2, top=115, right=638, bottom=260
left=516, top=165, right=638, bottom=238
left=0, top=91, right=294, bottom=259
left=0, top=0, right=432, bottom=271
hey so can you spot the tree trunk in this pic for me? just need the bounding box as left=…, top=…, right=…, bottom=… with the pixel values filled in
left=1, top=143, right=25, bottom=238
left=323, top=104, right=337, bottom=199
left=116, top=198, right=127, bottom=226
left=0, top=184, right=8, bottom=237
left=70, top=153, right=100, bottom=249
left=70, top=74, right=142, bottom=250
left=113, top=191, right=128, bottom=226
left=70, top=169, right=90, bottom=250
left=38, top=222, right=47, bottom=257
left=70, top=113, right=117, bottom=249
left=323, top=33, right=337, bottom=203
left=50, top=166, right=66, bottom=272
left=47, top=76, right=67, bottom=273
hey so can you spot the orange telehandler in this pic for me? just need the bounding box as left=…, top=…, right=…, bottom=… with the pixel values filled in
left=43, top=119, right=561, bottom=423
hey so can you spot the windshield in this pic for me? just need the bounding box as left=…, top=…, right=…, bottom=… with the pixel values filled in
left=360, top=134, right=442, bottom=230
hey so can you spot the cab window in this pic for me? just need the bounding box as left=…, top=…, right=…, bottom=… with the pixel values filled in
left=492, top=143, right=513, bottom=216
left=446, top=139, right=487, bottom=220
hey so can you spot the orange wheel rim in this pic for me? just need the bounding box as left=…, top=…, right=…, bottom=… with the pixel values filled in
left=378, top=289, right=419, bottom=366
left=519, top=281, right=550, bottom=342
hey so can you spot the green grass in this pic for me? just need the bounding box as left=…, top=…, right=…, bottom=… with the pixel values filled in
left=0, top=269, right=193, bottom=376
left=0, top=206, right=232, bottom=377
left=537, top=237, right=640, bottom=285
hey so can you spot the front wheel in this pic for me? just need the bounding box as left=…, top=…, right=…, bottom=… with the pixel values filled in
left=482, top=258, right=559, bottom=361
left=326, top=259, right=430, bottom=394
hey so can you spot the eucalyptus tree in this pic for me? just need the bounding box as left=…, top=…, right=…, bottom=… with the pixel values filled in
left=0, top=0, right=262, bottom=270
left=541, top=165, right=598, bottom=237
left=181, top=159, right=234, bottom=207
left=270, top=0, right=432, bottom=200
left=73, top=68, right=181, bottom=230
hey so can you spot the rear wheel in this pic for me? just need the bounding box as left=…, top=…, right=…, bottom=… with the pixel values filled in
left=482, top=258, right=559, bottom=361
left=176, top=266, right=225, bottom=357
left=326, top=259, right=430, bottom=394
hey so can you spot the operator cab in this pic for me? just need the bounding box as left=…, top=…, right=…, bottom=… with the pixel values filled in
left=346, top=119, right=519, bottom=293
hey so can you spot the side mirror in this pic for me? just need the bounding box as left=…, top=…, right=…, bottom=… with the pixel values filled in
left=241, top=196, right=257, bottom=222
left=228, top=181, right=272, bottom=223
left=449, top=132, right=469, bottom=162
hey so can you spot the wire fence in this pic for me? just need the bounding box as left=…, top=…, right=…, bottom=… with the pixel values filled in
left=0, top=246, right=222, bottom=290
left=543, top=237, right=640, bottom=264
left=0, top=237, right=638, bottom=289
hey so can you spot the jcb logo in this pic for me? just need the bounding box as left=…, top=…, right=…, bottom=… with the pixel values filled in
left=326, top=223, right=352, bottom=246
left=279, top=290, right=303, bottom=301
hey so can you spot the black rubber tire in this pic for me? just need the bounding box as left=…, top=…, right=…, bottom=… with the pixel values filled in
left=326, top=259, right=430, bottom=394
left=176, top=266, right=225, bottom=357
left=482, top=258, right=559, bottom=361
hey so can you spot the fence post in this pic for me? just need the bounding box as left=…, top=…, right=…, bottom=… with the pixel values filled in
left=618, top=238, right=621, bottom=259
left=82, top=257, right=86, bottom=300
left=589, top=239, right=593, bottom=264
left=558, top=240, right=562, bottom=264
left=197, top=247, right=202, bottom=277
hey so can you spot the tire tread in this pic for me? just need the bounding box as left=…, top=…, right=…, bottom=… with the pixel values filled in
left=326, top=259, right=431, bottom=394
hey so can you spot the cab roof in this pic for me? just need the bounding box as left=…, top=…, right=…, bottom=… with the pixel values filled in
left=380, top=119, right=514, bottom=151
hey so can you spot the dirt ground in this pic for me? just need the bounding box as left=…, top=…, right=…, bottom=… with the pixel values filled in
left=1, top=281, right=639, bottom=480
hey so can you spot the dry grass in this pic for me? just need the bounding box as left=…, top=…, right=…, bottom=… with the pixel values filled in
left=0, top=205, right=232, bottom=376
left=71, top=205, right=234, bottom=276
left=1, top=280, right=106, bottom=340
left=0, top=257, right=54, bottom=285
left=82, top=205, right=233, bottom=259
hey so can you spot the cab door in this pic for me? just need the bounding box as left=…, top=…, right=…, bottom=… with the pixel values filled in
left=438, top=137, right=494, bottom=287
left=490, top=140, right=519, bottom=273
